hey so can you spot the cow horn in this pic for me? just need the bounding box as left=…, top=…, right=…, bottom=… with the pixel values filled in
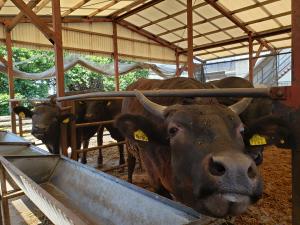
left=229, top=98, right=252, bottom=115
left=134, top=90, right=166, bottom=119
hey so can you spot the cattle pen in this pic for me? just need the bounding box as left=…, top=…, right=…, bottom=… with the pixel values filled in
left=0, top=0, right=299, bottom=224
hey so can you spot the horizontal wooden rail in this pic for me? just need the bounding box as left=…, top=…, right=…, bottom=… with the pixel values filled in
left=75, top=141, right=126, bottom=154
left=76, top=120, right=115, bottom=128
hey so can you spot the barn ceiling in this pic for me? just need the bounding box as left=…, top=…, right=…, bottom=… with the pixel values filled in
left=0, top=0, right=291, bottom=62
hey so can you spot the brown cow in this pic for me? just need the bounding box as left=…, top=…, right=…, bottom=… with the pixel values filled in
left=115, top=77, right=263, bottom=218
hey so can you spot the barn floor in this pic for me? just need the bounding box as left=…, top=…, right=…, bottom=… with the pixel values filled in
left=3, top=129, right=292, bottom=225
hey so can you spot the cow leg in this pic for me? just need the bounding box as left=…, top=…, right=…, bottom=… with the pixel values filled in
left=127, top=152, right=136, bottom=183
left=155, top=186, right=173, bottom=199
left=97, top=126, right=104, bottom=166
left=81, top=140, right=88, bottom=164
left=118, top=143, right=125, bottom=165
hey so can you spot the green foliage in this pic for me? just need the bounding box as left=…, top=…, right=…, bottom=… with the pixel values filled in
left=0, top=46, right=150, bottom=115
left=0, top=93, right=25, bottom=115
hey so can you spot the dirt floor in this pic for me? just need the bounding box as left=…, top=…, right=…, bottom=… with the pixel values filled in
left=2, top=124, right=292, bottom=224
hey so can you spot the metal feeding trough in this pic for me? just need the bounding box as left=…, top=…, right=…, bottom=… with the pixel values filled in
left=0, top=131, right=229, bottom=225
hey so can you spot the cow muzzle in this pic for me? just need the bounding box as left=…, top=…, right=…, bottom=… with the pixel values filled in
left=196, top=152, right=263, bottom=217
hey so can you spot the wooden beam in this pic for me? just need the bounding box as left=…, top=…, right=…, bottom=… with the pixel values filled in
left=62, top=0, right=91, bottom=17
left=182, top=25, right=291, bottom=53
left=204, top=0, right=275, bottom=53
left=110, top=0, right=147, bottom=18
left=187, top=0, right=193, bottom=78
left=248, top=34, right=254, bottom=83
left=175, top=50, right=180, bottom=77
left=33, top=0, right=51, bottom=13
left=6, top=31, right=17, bottom=134
left=7, top=0, right=41, bottom=31
left=10, top=0, right=55, bottom=43
left=52, top=0, right=64, bottom=97
left=253, top=43, right=264, bottom=66
left=113, top=22, right=119, bottom=91
left=115, top=0, right=164, bottom=21
left=88, top=0, right=120, bottom=18
left=0, top=0, right=7, bottom=10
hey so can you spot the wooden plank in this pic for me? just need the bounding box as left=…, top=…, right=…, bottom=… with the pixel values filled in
left=113, top=22, right=119, bottom=91
left=0, top=0, right=7, bottom=10
left=10, top=0, right=55, bottom=43
left=7, top=0, right=42, bottom=31
left=187, top=0, right=193, bottom=78
left=0, top=164, right=10, bottom=225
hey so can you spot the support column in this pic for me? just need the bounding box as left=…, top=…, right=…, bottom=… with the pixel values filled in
left=6, top=31, right=16, bottom=134
left=187, top=0, right=194, bottom=78
left=175, top=50, right=180, bottom=77
left=248, top=33, right=254, bottom=84
left=113, top=22, right=120, bottom=91
left=291, top=0, right=300, bottom=224
left=52, top=0, right=64, bottom=97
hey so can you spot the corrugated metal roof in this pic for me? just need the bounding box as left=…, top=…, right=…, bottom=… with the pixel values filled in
left=0, top=0, right=291, bottom=62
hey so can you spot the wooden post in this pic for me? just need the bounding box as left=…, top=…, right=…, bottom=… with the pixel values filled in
left=113, top=22, right=120, bottom=91
left=0, top=164, right=10, bottom=225
left=248, top=33, right=254, bottom=84
left=70, top=101, right=78, bottom=160
left=6, top=30, right=17, bottom=134
left=52, top=0, right=64, bottom=98
left=175, top=50, right=180, bottom=77
left=187, top=0, right=194, bottom=78
left=291, top=0, right=300, bottom=223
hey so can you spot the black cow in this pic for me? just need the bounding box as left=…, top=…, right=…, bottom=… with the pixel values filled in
left=207, top=76, right=273, bottom=126
left=114, top=77, right=291, bottom=218
left=13, top=99, right=75, bottom=154
left=79, top=99, right=125, bottom=165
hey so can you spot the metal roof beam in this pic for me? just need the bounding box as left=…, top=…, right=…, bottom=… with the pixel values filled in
left=115, top=0, right=165, bottom=21
left=7, top=0, right=41, bottom=31
left=182, top=26, right=291, bottom=53
left=204, top=0, right=275, bottom=53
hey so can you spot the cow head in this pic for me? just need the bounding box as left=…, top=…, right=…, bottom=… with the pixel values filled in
left=116, top=91, right=263, bottom=218
left=82, top=100, right=110, bottom=122
left=13, top=102, right=73, bottom=153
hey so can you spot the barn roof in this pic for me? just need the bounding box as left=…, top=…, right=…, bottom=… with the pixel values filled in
left=0, top=0, right=291, bottom=63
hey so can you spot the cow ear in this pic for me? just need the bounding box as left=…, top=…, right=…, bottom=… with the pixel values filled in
left=244, top=116, right=291, bottom=149
left=13, top=106, right=33, bottom=118
left=58, top=113, right=75, bottom=124
left=115, top=114, right=167, bottom=144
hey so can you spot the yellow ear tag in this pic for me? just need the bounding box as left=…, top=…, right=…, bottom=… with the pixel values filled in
left=134, top=129, right=149, bottom=142
left=62, top=118, right=70, bottom=124
left=107, top=101, right=111, bottom=106
left=249, top=134, right=267, bottom=146
left=18, top=112, right=25, bottom=119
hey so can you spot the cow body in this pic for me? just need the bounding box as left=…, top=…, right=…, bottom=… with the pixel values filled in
left=115, top=77, right=264, bottom=218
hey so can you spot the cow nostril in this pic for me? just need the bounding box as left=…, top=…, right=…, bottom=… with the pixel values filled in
left=247, top=164, right=257, bottom=179
left=209, top=158, right=226, bottom=176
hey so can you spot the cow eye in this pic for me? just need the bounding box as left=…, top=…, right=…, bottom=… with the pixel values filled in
left=169, top=127, right=179, bottom=137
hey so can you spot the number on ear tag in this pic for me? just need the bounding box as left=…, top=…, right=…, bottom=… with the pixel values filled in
left=134, top=129, right=149, bottom=142
left=19, top=112, right=25, bottom=119
left=249, top=134, right=267, bottom=146
left=62, top=118, right=70, bottom=124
